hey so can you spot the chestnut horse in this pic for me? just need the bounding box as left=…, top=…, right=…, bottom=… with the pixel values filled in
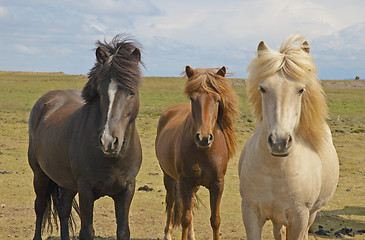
left=155, top=66, right=239, bottom=240
left=238, top=34, right=339, bottom=239
left=28, top=35, right=143, bottom=240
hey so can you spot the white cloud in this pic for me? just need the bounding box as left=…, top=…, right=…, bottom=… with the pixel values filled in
left=55, top=47, right=73, bottom=56
left=313, top=22, right=365, bottom=52
left=0, top=0, right=365, bottom=78
left=75, top=0, right=160, bottom=15
left=310, top=21, right=365, bottom=79
left=0, top=6, right=7, bottom=18
left=91, top=24, right=105, bottom=34
left=14, top=44, right=39, bottom=55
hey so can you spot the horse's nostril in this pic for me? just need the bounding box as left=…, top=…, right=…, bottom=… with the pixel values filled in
left=195, top=132, right=214, bottom=147
left=268, top=134, right=274, bottom=147
left=195, top=133, right=201, bottom=142
left=286, top=135, right=292, bottom=148
left=208, top=134, right=214, bottom=142
left=100, top=134, right=119, bottom=153
left=113, top=137, right=119, bottom=146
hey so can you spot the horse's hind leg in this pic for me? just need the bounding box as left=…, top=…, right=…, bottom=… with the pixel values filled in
left=30, top=164, right=51, bottom=240
left=163, top=172, right=176, bottom=240
left=272, top=222, right=285, bottom=240
left=56, top=187, right=77, bottom=240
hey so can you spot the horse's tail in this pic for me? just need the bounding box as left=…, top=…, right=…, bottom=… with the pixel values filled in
left=68, top=198, right=80, bottom=236
left=41, top=181, right=80, bottom=235
left=172, top=184, right=204, bottom=227
left=172, top=184, right=182, bottom=227
left=40, top=180, right=58, bottom=234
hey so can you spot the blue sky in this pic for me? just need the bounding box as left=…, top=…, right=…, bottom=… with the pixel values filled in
left=0, top=0, right=364, bottom=79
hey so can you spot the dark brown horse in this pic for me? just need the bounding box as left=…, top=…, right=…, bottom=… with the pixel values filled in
left=155, top=66, right=239, bottom=240
left=28, top=35, right=143, bottom=240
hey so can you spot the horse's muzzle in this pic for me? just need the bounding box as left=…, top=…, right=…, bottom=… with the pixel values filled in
left=100, top=134, right=120, bottom=155
left=195, top=132, right=214, bottom=148
left=268, top=133, right=292, bottom=157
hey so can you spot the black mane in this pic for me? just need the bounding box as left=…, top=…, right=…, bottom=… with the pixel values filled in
left=82, top=34, right=143, bottom=102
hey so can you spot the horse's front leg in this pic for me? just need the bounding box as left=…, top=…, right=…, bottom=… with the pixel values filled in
left=113, top=180, right=136, bottom=240
left=305, top=211, right=317, bottom=240
left=241, top=197, right=265, bottom=240
left=179, top=181, right=197, bottom=240
left=287, top=210, right=310, bottom=240
left=78, top=182, right=95, bottom=240
left=188, top=186, right=199, bottom=240
left=209, top=178, right=224, bottom=240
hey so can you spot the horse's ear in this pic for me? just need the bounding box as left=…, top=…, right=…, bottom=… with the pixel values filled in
left=185, top=66, right=195, bottom=78
left=302, top=40, right=310, bottom=53
left=217, top=66, right=226, bottom=77
left=130, top=48, right=141, bottom=62
left=96, top=47, right=109, bottom=64
left=257, top=41, right=268, bottom=56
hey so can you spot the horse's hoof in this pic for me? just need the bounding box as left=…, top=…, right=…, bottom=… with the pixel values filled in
left=163, top=235, right=172, bottom=240
left=117, top=229, right=130, bottom=240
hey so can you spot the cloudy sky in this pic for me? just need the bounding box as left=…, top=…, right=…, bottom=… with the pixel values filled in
left=0, top=0, right=364, bottom=79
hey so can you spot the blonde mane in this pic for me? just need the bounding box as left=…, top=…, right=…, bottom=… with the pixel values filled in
left=184, top=68, right=239, bottom=159
left=247, top=33, right=329, bottom=151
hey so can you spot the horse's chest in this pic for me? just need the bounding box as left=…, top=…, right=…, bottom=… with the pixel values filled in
left=93, top=175, right=130, bottom=197
left=242, top=167, right=321, bottom=223
left=181, top=160, right=224, bottom=186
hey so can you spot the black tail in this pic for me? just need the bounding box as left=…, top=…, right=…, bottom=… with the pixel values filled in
left=41, top=181, right=80, bottom=236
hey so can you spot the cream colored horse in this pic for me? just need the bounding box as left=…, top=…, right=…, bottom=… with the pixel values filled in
left=238, top=34, right=339, bottom=240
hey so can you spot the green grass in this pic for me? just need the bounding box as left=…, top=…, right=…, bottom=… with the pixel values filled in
left=0, top=72, right=364, bottom=239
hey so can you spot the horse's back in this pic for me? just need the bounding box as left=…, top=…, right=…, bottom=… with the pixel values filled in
left=155, top=103, right=190, bottom=179
left=156, top=103, right=190, bottom=134
left=29, top=89, right=83, bottom=133
left=28, top=89, right=84, bottom=188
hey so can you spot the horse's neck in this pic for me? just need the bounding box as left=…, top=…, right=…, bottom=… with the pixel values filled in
left=256, top=122, right=269, bottom=146
left=75, top=99, right=103, bottom=133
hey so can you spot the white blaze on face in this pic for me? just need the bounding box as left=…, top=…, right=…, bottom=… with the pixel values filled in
left=103, top=79, right=118, bottom=140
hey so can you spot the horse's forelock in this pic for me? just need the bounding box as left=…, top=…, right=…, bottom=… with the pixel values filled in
left=82, top=35, right=142, bottom=102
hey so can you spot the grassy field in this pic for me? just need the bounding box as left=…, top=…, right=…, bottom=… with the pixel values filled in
left=0, top=71, right=364, bottom=239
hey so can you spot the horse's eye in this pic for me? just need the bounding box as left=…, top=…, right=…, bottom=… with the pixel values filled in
left=129, top=91, right=135, bottom=96
left=298, top=87, right=306, bottom=95
left=258, top=86, right=266, bottom=93
left=216, top=99, right=220, bottom=103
